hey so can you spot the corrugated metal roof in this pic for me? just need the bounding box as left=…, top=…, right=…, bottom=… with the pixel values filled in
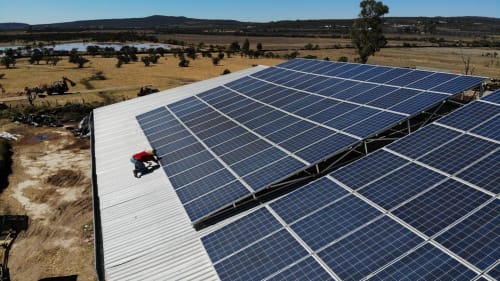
left=92, top=66, right=268, bottom=281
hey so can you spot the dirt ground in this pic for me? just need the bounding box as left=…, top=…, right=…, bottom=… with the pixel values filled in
left=0, top=119, right=96, bottom=281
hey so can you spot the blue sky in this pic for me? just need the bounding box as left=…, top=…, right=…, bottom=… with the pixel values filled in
left=1, top=0, right=498, bottom=24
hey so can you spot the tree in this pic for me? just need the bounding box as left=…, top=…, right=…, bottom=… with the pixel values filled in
left=178, top=58, right=190, bottom=67
left=29, top=49, right=43, bottom=64
left=229, top=41, right=240, bottom=52
left=141, top=56, right=151, bottom=66
left=242, top=39, right=250, bottom=55
left=212, top=57, right=220, bottom=66
left=351, top=0, right=389, bottom=63
left=1, top=56, right=15, bottom=69
left=69, top=49, right=89, bottom=68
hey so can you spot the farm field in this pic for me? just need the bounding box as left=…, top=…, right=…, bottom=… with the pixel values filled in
left=0, top=43, right=498, bottom=107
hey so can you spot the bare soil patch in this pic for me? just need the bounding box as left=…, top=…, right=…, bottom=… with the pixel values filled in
left=0, top=120, right=95, bottom=281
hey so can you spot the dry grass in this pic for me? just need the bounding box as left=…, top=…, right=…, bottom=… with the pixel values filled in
left=0, top=55, right=283, bottom=106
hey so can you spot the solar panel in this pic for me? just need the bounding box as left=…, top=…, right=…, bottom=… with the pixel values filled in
left=200, top=90, right=498, bottom=280
left=318, top=216, right=424, bottom=281
left=136, top=58, right=487, bottom=224
left=369, top=244, right=477, bottom=280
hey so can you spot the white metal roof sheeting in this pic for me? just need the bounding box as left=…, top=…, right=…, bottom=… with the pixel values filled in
left=93, top=66, right=268, bottom=281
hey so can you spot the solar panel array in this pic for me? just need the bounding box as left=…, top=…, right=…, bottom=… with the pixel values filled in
left=136, top=58, right=486, bottom=223
left=201, top=90, right=500, bottom=281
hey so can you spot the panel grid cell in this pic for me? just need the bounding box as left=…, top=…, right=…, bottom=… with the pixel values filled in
left=319, top=216, right=424, bottom=281
left=213, top=229, right=309, bottom=281
left=271, top=177, right=349, bottom=224
left=392, top=179, right=491, bottom=237
left=265, top=257, right=334, bottom=281
left=437, top=101, right=500, bottom=131
left=330, top=149, right=409, bottom=189
left=435, top=200, right=499, bottom=271
left=369, top=243, right=477, bottom=281
left=202, top=208, right=282, bottom=263
left=291, top=195, right=382, bottom=251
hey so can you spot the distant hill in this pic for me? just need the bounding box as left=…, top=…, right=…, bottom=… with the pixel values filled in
left=0, top=22, right=29, bottom=30
left=32, top=15, right=244, bottom=30
left=0, top=15, right=498, bottom=36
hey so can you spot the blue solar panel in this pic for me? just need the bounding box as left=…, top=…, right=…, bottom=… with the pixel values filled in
left=155, top=135, right=197, bottom=155
left=242, top=110, right=288, bottom=130
left=271, top=177, right=349, bottom=224
left=308, top=102, right=358, bottom=123
left=266, top=257, right=334, bottom=281
left=211, top=133, right=259, bottom=155
left=386, top=124, right=462, bottom=159
left=316, top=80, right=359, bottom=97
left=290, top=76, right=329, bottom=91
left=303, top=77, right=343, bottom=93
left=293, top=98, right=339, bottom=118
left=329, top=82, right=377, bottom=100
left=325, top=106, right=380, bottom=130
left=280, top=94, right=321, bottom=113
left=472, top=115, right=500, bottom=141
left=202, top=207, right=282, bottom=263
left=385, top=70, right=433, bottom=87
left=438, top=101, right=500, bottom=131
left=202, top=126, right=248, bottom=147
left=220, top=139, right=272, bottom=165
left=164, top=150, right=213, bottom=176
left=456, top=151, right=500, bottom=194
left=295, top=133, right=358, bottom=163
left=343, top=111, right=405, bottom=138
left=253, top=115, right=300, bottom=136
left=389, top=91, right=448, bottom=115
left=330, top=149, right=409, bottom=189
left=435, top=200, right=499, bottom=271
left=230, top=147, right=287, bottom=176
left=169, top=159, right=224, bottom=188
left=358, top=163, right=447, bottom=210
left=368, top=88, right=422, bottom=109
left=367, top=68, right=412, bottom=84
left=266, top=120, right=315, bottom=144
left=323, top=63, right=361, bottom=77
left=418, top=134, right=498, bottom=174
left=430, top=75, right=485, bottom=94
left=291, top=195, right=381, bottom=251
left=348, top=85, right=398, bottom=103
left=176, top=170, right=236, bottom=202
left=350, top=65, right=392, bottom=81
left=136, top=58, right=488, bottom=226
left=337, top=64, right=377, bottom=79
left=213, top=229, right=308, bottom=281
left=279, top=126, right=335, bottom=152
left=369, top=244, right=477, bottom=281
left=319, top=216, right=424, bottom=281
left=481, top=90, right=500, bottom=104
left=486, top=264, right=500, bottom=280
left=406, top=72, right=459, bottom=90
left=243, top=156, right=305, bottom=191
left=392, top=179, right=491, bottom=236
left=185, top=180, right=249, bottom=222
left=196, top=121, right=240, bottom=139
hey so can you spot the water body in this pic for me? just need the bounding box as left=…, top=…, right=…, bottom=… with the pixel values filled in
left=0, top=42, right=179, bottom=52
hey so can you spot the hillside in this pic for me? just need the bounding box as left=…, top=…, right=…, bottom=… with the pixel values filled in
left=0, top=15, right=498, bottom=36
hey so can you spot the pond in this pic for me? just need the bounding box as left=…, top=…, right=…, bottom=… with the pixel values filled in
left=0, top=42, right=180, bottom=52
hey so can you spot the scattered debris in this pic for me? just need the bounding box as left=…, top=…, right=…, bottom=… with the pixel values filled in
left=137, top=85, right=159, bottom=96
left=0, top=132, right=19, bottom=141
left=66, top=114, right=91, bottom=138
left=12, top=114, right=63, bottom=127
